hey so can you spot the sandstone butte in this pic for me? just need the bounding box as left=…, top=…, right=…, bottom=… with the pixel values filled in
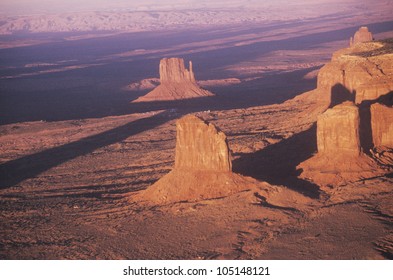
left=297, top=102, right=382, bottom=187
left=132, top=58, right=214, bottom=102
left=135, top=115, right=259, bottom=204
left=297, top=39, right=393, bottom=187
left=350, top=26, right=374, bottom=47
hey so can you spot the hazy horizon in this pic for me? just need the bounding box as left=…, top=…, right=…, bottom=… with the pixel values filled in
left=0, top=0, right=357, bottom=15
left=2, top=0, right=254, bottom=15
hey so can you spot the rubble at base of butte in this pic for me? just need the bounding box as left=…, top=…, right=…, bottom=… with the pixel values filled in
left=350, top=26, right=373, bottom=47
left=132, top=58, right=214, bottom=102
left=135, top=115, right=311, bottom=206
left=297, top=37, right=393, bottom=187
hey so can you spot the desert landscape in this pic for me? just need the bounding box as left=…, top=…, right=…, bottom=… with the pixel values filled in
left=0, top=0, right=393, bottom=260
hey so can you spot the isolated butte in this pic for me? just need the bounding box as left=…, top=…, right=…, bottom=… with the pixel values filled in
left=350, top=26, right=373, bottom=46
left=132, top=58, right=214, bottom=102
left=136, top=115, right=262, bottom=204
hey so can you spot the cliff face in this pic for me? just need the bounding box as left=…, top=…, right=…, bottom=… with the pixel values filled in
left=317, top=102, right=361, bottom=156
left=371, top=103, right=393, bottom=148
left=132, top=57, right=213, bottom=102
left=315, top=40, right=393, bottom=105
left=175, top=115, right=231, bottom=172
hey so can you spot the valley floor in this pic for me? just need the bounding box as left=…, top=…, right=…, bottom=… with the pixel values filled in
left=1, top=94, right=392, bottom=259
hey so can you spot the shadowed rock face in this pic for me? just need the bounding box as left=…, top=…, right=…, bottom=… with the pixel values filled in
left=317, top=101, right=361, bottom=156
left=132, top=57, right=213, bottom=102
left=350, top=26, right=373, bottom=46
left=175, top=115, right=232, bottom=171
left=371, top=103, right=393, bottom=148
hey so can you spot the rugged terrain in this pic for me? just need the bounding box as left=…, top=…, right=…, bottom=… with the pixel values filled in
left=0, top=5, right=393, bottom=259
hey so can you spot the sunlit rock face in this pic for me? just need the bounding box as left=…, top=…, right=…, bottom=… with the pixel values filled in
left=317, top=101, right=361, bottom=156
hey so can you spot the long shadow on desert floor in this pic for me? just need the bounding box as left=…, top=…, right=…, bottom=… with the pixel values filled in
left=232, top=124, right=321, bottom=199
left=0, top=111, right=170, bottom=189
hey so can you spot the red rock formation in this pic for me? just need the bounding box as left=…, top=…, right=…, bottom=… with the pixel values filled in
left=315, top=41, right=393, bottom=105
left=298, top=102, right=381, bottom=187
left=132, top=58, right=213, bottom=102
left=160, top=58, right=195, bottom=83
left=136, top=115, right=257, bottom=204
left=350, top=27, right=373, bottom=46
left=175, top=115, right=232, bottom=171
left=317, top=102, right=361, bottom=156
left=371, top=103, right=393, bottom=148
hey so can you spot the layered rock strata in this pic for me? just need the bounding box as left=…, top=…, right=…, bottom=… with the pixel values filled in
left=132, top=58, right=214, bottom=102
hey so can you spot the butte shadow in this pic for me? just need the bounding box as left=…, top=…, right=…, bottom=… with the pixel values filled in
left=232, top=124, right=321, bottom=199
left=0, top=111, right=169, bottom=190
